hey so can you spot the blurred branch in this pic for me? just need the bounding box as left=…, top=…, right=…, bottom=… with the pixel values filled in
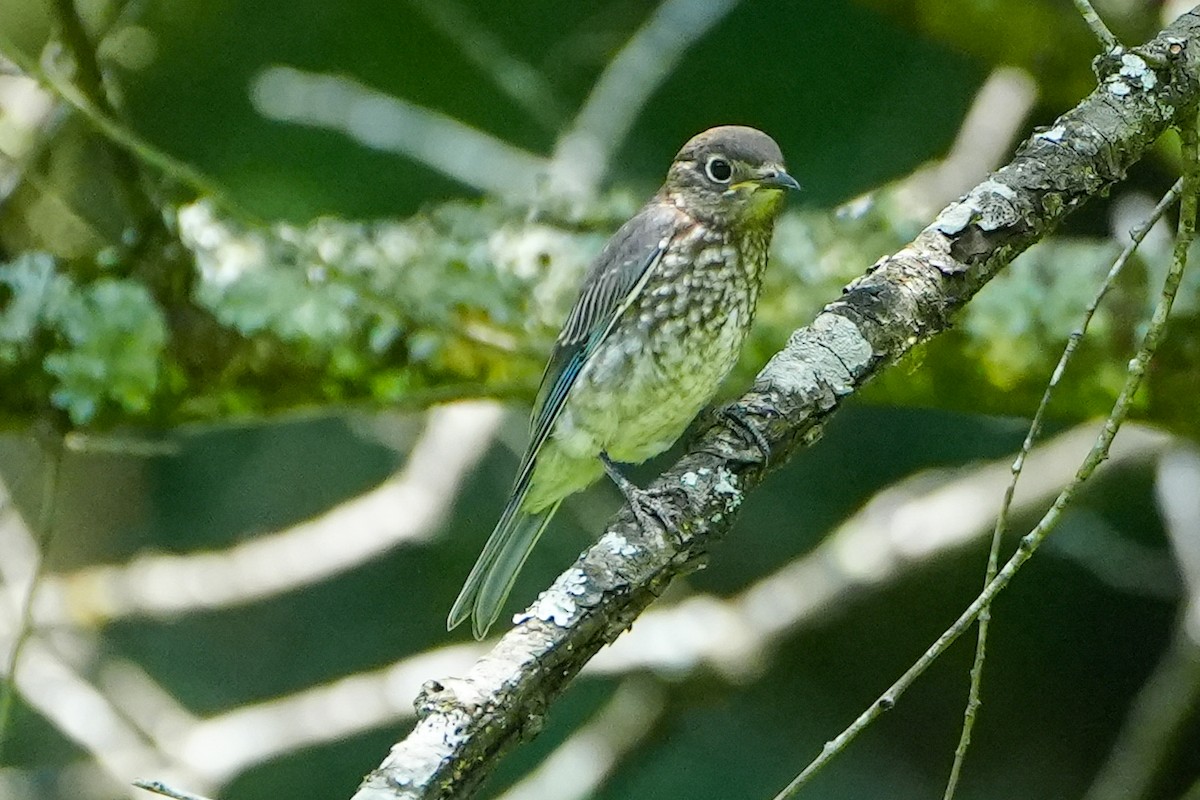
left=249, top=66, right=549, bottom=198
left=33, top=424, right=1154, bottom=797
left=352, top=10, right=1200, bottom=800
left=896, top=66, right=1038, bottom=217
left=1160, top=445, right=1200, bottom=643
left=48, top=0, right=115, bottom=117
left=6, top=638, right=198, bottom=795
left=167, top=642, right=483, bottom=783
left=1083, top=444, right=1200, bottom=800
left=943, top=175, right=1185, bottom=800
left=495, top=680, right=664, bottom=800
left=0, top=71, right=65, bottom=208
left=547, top=0, right=741, bottom=196
left=0, top=485, right=208, bottom=798
left=0, top=435, right=60, bottom=760
left=1083, top=623, right=1200, bottom=800
left=45, top=0, right=166, bottom=238
left=36, top=402, right=501, bottom=624
left=1, top=447, right=483, bottom=792
left=405, top=0, right=565, bottom=130
left=0, top=55, right=24, bottom=76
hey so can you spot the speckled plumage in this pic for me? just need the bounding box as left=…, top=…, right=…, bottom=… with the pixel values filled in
left=527, top=208, right=770, bottom=507
left=450, top=126, right=798, bottom=638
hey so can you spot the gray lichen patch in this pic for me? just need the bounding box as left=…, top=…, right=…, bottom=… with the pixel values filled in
left=755, top=311, right=871, bottom=410
left=932, top=179, right=1020, bottom=237
left=712, top=466, right=742, bottom=513
left=519, top=568, right=589, bottom=629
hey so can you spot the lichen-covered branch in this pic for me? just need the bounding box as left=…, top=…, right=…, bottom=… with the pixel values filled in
left=351, top=10, right=1200, bottom=799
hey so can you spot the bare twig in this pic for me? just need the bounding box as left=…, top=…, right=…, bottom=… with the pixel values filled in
left=773, top=110, right=1200, bottom=800
left=1072, top=0, right=1121, bottom=51
left=942, top=177, right=1185, bottom=800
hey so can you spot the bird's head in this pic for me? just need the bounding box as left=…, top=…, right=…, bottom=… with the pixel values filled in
left=661, top=125, right=800, bottom=228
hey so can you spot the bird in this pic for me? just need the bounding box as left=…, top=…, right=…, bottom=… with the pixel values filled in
left=448, top=125, right=799, bottom=639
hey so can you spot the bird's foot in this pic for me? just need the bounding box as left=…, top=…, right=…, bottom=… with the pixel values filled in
left=717, top=403, right=772, bottom=466
left=600, top=453, right=685, bottom=541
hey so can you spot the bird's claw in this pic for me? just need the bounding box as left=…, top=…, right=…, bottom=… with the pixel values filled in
left=601, top=453, right=686, bottom=543
left=627, top=485, right=688, bottom=544
left=717, top=403, right=772, bottom=466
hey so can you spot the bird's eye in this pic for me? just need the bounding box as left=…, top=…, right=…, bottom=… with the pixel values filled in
left=705, top=156, right=733, bottom=184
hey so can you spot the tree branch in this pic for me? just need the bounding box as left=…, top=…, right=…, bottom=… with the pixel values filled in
left=351, top=10, right=1200, bottom=799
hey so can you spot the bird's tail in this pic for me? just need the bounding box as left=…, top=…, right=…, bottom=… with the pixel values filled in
left=448, top=490, right=562, bottom=639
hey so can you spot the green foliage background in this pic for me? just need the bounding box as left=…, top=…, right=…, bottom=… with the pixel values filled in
left=0, top=1, right=1197, bottom=799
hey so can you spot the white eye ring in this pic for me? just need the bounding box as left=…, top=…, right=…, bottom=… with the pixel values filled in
left=705, top=156, right=733, bottom=184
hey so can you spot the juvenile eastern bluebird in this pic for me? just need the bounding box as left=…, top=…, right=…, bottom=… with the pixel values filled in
left=449, top=126, right=799, bottom=638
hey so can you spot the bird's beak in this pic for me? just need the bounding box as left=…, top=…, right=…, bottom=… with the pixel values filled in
left=753, top=165, right=801, bottom=192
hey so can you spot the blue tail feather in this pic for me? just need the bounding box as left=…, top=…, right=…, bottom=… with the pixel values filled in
left=448, top=489, right=562, bottom=639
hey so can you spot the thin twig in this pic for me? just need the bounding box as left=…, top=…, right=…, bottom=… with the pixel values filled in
left=0, top=432, right=62, bottom=760
left=1072, top=0, right=1120, bottom=51
left=941, top=178, right=1184, bottom=800
left=772, top=118, right=1200, bottom=800
left=133, top=779, right=217, bottom=800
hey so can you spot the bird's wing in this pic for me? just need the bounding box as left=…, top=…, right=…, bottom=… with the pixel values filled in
left=447, top=202, right=683, bottom=637
left=519, top=201, right=682, bottom=491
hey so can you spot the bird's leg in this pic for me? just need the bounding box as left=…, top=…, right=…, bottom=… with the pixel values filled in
left=599, top=452, right=683, bottom=538
left=716, top=403, right=772, bottom=466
